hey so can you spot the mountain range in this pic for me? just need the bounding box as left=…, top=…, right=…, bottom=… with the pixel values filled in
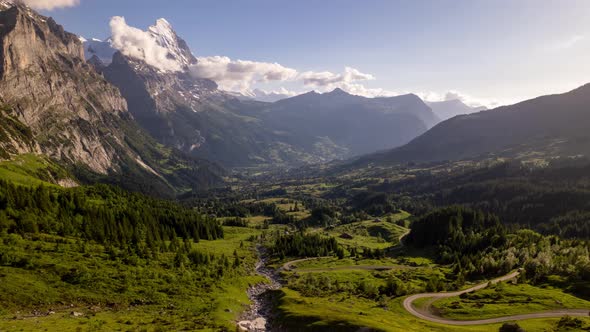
left=83, top=19, right=439, bottom=168
left=2, top=2, right=590, bottom=195
left=357, top=83, right=590, bottom=166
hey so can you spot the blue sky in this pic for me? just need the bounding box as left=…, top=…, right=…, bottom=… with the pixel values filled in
left=37, top=0, right=590, bottom=106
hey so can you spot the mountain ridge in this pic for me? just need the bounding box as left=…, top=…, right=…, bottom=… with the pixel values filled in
left=0, top=3, right=223, bottom=196
left=427, top=99, right=487, bottom=121
left=85, top=20, right=438, bottom=168
left=353, top=83, right=590, bottom=166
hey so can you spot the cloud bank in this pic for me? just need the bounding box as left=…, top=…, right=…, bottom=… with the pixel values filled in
left=297, top=67, right=398, bottom=98
left=16, top=0, right=79, bottom=10
left=552, top=35, right=585, bottom=50
left=300, top=67, right=375, bottom=87
left=103, top=17, right=503, bottom=107
left=190, top=56, right=298, bottom=91
left=419, top=90, right=499, bottom=108
left=245, top=88, right=298, bottom=102
left=109, top=16, right=182, bottom=72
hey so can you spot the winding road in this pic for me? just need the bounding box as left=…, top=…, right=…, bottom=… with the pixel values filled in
left=402, top=270, right=590, bottom=325
left=281, top=227, right=411, bottom=272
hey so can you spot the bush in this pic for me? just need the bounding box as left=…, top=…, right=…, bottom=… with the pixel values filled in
left=556, top=316, right=583, bottom=329
left=499, top=322, right=525, bottom=332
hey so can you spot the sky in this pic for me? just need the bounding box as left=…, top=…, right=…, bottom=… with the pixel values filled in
left=30, top=0, right=590, bottom=107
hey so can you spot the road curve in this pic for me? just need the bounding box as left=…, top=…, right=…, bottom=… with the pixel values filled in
left=402, top=270, right=590, bottom=325
left=281, top=257, right=333, bottom=271
left=282, top=228, right=410, bottom=272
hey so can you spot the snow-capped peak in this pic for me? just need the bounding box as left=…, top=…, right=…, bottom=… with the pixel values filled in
left=82, top=38, right=117, bottom=65
left=147, top=18, right=196, bottom=69
left=78, top=36, right=88, bottom=43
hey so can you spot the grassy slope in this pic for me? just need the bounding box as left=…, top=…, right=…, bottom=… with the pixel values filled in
left=0, top=154, right=70, bottom=187
left=431, top=282, right=590, bottom=320
left=327, top=217, right=408, bottom=250
left=0, top=226, right=263, bottom=331
left=274, top=289, right=590, bottom=332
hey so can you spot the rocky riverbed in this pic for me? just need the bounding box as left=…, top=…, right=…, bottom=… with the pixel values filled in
left=237, top=246, right=282, bottom=332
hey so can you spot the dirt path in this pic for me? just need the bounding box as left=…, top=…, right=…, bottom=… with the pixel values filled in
left=402, top=270, right=590, bottom=325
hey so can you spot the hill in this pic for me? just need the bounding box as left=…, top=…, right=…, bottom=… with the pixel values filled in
left=357, top=83, right=590, bottom=165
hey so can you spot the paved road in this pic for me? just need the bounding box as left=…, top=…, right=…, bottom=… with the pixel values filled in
left=402, top=270, right=590, bottom=325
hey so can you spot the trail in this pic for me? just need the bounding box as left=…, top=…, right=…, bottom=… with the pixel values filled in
left=237, top=246, right=281, bottom=332
left=402, top=270, right=590, bottom=325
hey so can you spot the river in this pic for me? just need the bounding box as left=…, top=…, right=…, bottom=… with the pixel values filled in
left=237, top=246, right=282, bottom=332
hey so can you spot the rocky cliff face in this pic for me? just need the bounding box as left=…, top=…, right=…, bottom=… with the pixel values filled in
left=98, top=51, right=217, bottom=153
left=0, top=4, right=129, bottom=173
left=88, top=20, right=331, bottom=168
left=0, top=3, right=222, bottom=195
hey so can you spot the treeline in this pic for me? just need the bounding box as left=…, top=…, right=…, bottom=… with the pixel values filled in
left=406, top=206, right=590, bottom=297
left=271, top=232, right=343, bottom=259
left=0, top=181, right=223, bottom=253
left=381, top=162, right=590, bottom=239
left=406, top=206, right=507, bottom=252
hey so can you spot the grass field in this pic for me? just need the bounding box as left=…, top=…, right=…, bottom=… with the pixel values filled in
left=430, top=282, right=590, bottom=320
left=273, top=288, right=590, bottom=331
left=306, top=211, right=409, bottom=251
left=0, top=226, right=264, bottom=331
left=327, top=219, right=408, bottom=250
left=0, top=154, right=70, bottom=187
left=288, top=257, right=402, bottom=270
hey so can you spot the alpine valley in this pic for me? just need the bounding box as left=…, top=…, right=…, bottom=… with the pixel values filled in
left=0, top=2, right=589, bottom=332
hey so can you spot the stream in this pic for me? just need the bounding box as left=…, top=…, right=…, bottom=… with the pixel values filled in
left=237, top=246, right=282, bottom=332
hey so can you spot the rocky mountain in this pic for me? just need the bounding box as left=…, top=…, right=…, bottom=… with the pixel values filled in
left=82, top=37, right=116, bottom=65
left=85, top=21, right=336, bottom=168
left=259, top=89, right=439, bottom=158
left=356, top=83, right=590, bottom=165
left=0, top=3, right=222, bottom=196
left=427, top=99, right=487, bottom=121
left=84, top=20, right=437, bottom=168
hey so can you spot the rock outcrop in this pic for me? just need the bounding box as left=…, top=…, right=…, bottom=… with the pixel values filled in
left=0, top=3, right=222, bottom=195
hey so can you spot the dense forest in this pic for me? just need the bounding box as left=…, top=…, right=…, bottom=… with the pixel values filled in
left=359, top=161, right=590, bottom=239
left=271, top=232, right=343, bottom=259
left=407, top=206, right=590, bottom=298
left=0, top=180, right=223, bottom=253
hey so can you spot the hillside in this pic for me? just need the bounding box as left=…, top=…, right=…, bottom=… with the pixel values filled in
left=357, top=83, right=590, bottom=165
left=0, top=3, right=223, bottom=196
left=259, top=89, right=439, bottom=158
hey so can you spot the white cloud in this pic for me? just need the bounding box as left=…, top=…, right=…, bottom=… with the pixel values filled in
left=15, top=0, right=79, bottom=10
left=552, top=34, right=585, bottom=50
left=295, top=67, right=398, bottom=98
left=248, top=87, right=299, bottom=102
left=419, top=90, right=500, bottom=109
left=190, top=56, right=298, bottom=91
left=300, top=67, right=375, bottom=87
left=102, top=16, right=502, bottom=107
left=337, top=83, right=398, bottom=98
left=109, top=16, right=182, bottom=72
